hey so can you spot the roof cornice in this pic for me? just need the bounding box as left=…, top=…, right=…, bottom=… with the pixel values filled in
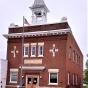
left=3, top=28, right=71, bottom=39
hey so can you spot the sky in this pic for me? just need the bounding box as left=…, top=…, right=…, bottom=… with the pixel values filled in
left=0, top=0, right=87, bottom=69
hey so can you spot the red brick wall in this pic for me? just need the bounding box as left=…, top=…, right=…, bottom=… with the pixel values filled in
left=6, top=33, right=83, bottom=88
left=66, top=34, right=83, bottom=87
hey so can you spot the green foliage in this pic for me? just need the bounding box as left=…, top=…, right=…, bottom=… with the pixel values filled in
left=86, top=60, right=88, bottom=69
left=85, top=84, right=88, bottom=88
left=84, top=60, right=88, bottom=85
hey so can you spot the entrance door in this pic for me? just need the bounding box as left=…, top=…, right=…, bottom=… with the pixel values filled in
left=26, top=76, right=39, bottom=88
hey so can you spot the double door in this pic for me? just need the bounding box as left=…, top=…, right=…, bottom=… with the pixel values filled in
left=26, top=76, right=39, bottom=88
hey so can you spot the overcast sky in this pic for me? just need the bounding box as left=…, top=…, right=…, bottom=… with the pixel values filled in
left=0, top=0, right=87, bottom=69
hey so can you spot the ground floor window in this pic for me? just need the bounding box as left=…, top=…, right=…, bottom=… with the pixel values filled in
left=10, top=72, right=18, bottom=83
left=49, top=73, right=58, bottom=85
left=68, top=72, right=70, bottom=85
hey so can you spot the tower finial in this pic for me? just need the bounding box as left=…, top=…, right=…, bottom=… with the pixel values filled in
left=33, top=0, right=45, bottom=6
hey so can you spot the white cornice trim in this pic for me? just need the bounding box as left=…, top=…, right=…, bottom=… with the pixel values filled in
left=19, top=66, right=45, bottom=70
left=3, top=28, right=71, bottom=39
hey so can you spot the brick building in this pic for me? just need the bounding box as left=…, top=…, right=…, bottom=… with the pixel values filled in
left=0, top=59, right=8, bottom=88
left=3, top=0, right=83, bottom=88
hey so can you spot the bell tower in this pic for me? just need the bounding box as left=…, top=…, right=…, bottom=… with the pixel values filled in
left=30, top=0, right=50, bottom=25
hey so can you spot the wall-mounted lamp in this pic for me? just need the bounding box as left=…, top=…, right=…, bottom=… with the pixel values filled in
left=40, top=76, right=42, bottom=79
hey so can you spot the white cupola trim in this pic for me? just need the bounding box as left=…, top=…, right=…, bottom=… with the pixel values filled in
left=29, top=0, right=50, bottom=25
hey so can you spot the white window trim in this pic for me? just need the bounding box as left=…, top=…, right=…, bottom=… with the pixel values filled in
left=68, top=72, right=70, bottom=85
left=31, top=45, right=36, bottom=57
left=10, top=71, right=18, bottom=83
left=38, top=45, right=44, bottom=57
left=76, top=54, right=78, bottom=64
left=48, top=72, right=58, bottom=85
left=24, top=46, right=29, bottom=57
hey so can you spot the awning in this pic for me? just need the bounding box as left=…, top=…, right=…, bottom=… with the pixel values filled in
left=19, top=66, right=45, bottom=70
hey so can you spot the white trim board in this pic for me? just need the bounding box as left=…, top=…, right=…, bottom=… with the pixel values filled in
left=19, top=66, right=45, bottom=70
left=3, top=28, right=71, bottom=39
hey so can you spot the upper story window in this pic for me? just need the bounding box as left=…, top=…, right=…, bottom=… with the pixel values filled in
left=73, top=51, right=75, bottom=62
left=69, top=46, right=72, bottom=59
left=24, top=44, right=29, bottom=57
left=76, top=54, right=78, bottom=64
left=31, top=46, right=36, bottom=57
left=38, top=42, right=44, bottom=57
left=38, top=45, right=43, bottom=56
left=79, top=56, right=80, bottom=66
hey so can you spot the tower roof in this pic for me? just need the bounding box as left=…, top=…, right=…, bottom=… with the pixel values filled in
left=33, top=0, right=45, bottom=6
left=30, top=0, right=49, bottom=12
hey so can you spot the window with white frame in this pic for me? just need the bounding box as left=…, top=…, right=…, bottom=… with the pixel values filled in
left=24, top=46, right=29, bottom=57
left=69, top=46, right=72, bottom=59
left=49, top=73, right=58, bottom=84
left=10, top=72, right=18, bottom=83
left=38, top=45, right=43, bottom=56
left=73, top=51, right=75, bottom=62
left=31, top=46, right=36, bottom=57
left=73, top=74, right=75, bottom=85
left=68, top=72, right=70, bottom=85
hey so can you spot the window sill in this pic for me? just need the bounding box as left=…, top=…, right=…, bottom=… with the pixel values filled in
left=48, top=83, right=58, bottom=85
left=37, top=56, right=44, bottom=57
left=9, top=81, right=17, bottom=83
left=23, top=56, right=29, bottom=58
left=30, top=56, right=36, bottom=57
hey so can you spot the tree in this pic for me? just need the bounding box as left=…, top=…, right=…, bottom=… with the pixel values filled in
left=84, top=59, right=88, bottom=87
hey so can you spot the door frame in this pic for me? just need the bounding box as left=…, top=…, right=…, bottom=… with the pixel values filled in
left=26, top=75, right=39, bottom=88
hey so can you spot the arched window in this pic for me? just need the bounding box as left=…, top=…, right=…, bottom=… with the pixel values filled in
left=73, top=51, right=75, bottom=62
left=69, top=46, right=72, bottom=59
left=79, top=57, right=80, bottom=66
left=76, top=54, right=78, bottom=64
left=68, top=72, right=70, bottom=85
